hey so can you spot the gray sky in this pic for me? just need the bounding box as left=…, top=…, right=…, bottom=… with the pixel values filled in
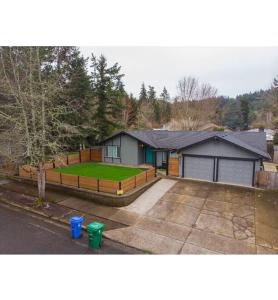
left=80, top=47, right=278, bottom=99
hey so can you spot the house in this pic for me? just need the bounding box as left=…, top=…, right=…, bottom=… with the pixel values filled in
left=247, top=128, right=275, bottom=142
left=100, top=130, right=270, bottom=187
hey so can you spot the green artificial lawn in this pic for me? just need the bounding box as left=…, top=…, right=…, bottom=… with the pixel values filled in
left=55, top=162, right=144, bottom=181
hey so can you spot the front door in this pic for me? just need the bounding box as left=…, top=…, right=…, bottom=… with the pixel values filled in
left=145, top=146, right=154, bottom=165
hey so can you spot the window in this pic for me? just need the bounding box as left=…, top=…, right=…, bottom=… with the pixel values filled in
left=105, top=145, right=120, bottom=158
left=162, top=151, right=167, bottom=162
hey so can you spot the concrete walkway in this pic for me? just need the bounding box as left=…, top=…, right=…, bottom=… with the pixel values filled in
left=122, top=179, right=177, bottom=215
left=104, top=180, right=278, bottom=254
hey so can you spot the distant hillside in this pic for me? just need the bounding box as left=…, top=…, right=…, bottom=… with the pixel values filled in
left=216, top=89, right=276, bottom=130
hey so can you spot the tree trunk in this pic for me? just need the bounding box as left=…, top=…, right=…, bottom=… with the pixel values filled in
left=37, top=162, right=46, bottom=202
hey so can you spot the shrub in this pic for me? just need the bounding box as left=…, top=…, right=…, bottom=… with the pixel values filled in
left=273, top=132, right=278, bottom=146
left=214, top=127, right=225, bottom=131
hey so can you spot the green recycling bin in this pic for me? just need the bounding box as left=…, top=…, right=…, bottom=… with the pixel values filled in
left=87, top=222, right=105, bottom=249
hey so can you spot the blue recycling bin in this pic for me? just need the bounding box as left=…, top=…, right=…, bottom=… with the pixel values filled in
left=69, top=216, right=84, bottom=239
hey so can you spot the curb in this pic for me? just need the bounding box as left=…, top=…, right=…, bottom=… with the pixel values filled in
left=0, top=196, right=148, bottom=254
left=0, top=196, right=126, bottom=232
left=0, top=197, right=72, bottom=229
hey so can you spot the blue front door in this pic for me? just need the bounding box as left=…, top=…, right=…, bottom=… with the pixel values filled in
left=145, top=146, right=154, bottom=165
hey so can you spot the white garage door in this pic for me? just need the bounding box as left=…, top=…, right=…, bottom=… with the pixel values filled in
left=184, top=156, right=214, bottom=181
left=218, top=159, right=253, bottom=186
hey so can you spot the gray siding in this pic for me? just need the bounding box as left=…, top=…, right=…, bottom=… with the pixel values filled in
left=255, top=160, right=261, bottom=172
left=121, top=134, right=139, bottom=165
left=179, top=156, right=183, bottom=177
left=181, top=140, right=259, bottom=159
left=103, top=134, right=139, bottom=165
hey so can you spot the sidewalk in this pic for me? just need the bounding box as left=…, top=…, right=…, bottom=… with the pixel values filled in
left=0, top=182, right=127, bottom=232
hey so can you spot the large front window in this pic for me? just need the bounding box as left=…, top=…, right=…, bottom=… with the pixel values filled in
left=105, top=145, right=120, bottom=158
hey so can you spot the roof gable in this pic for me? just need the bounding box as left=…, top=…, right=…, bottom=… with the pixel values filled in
left=100, top=130, right=270, bottom=159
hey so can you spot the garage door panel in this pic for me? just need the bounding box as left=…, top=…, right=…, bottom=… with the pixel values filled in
left=184, top=156, right=214, bottom=181
left=218, top=159, right=253, bottom=186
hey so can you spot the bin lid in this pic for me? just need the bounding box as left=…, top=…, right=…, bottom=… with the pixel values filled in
left=87, top=222, right=104, bottom=232
left=70, top=216, right=84, bottom=223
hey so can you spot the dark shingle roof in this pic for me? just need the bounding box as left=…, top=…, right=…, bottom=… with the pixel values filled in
left=101, top=130, right=270, bottom=159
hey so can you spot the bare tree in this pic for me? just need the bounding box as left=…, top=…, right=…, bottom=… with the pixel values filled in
left=0, top=47, right=68, bottom=204
left=175, top=76, right=217, bottom=129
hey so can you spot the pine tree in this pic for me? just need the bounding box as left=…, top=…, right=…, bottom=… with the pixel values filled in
left=164, top=101, right=171, bottom=123
left=91, top=54, right=125, bottom=142
left=147, top=85, right=156, bottom=102
left=160, top=86, right=170, bottom=101
left=139, top=83, right=147, bottom=103
left=60, top=48, right=93, bottom=148
left=240, top=98, right=250, bottom=130
left=153, top=101, right=161, bottom=124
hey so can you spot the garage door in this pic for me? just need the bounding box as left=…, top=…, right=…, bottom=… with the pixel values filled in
left=218, top=159, right=253, bottom=186
left=184, top=156, right=214, bottom=181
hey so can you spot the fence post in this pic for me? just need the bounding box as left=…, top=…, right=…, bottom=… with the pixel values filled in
left=134, top=176, right=137, bottom=188
left=67, top=155, right=69, bottom=165
left=78, top=175, right=80, bottom=188
left=97, top=178, right=100, bottom=192
left=60, top=172, right=62, bottom=184
left=90, top=148, right=92, bottom=161
left=119, top=181, right=121, bottom=190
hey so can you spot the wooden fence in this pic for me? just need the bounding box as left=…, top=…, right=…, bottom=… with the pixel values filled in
left=19, top=166, right=155, bottom=195
left=256, top=171, right=278, bottom=189
left=54, top=148, right=102, bottom=168
left=18, top=148, right=156, bottom=194
left=168, top=157, right=179, bottom=177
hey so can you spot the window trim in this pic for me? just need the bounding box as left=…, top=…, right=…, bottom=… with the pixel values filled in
left=104, top=145, right=120, bottom=159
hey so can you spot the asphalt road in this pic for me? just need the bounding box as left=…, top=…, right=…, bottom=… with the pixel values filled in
left=0, top=202, right=143, bottom=254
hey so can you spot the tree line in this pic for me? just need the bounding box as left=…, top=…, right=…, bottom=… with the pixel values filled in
left=0, top=46, right=277, bottom=168
left=0, top=46, right=277, bottom=202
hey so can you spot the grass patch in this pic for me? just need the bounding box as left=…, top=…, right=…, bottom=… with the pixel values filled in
left=55, top=162, right=144, bottom=181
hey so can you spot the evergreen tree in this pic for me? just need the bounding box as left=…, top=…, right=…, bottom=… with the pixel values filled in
left=147, top=85, right=156, bottom=102
left=240, top=98, right=250, bottom=130
left=163, top=101, right=171, bottom=123
left=160, top=86, right=170, bottom=101
left=60, top=48, right=93, bottom=148
left=139, top=82, right=147, bottom=102
left=91, top=54, right=125, bottom=142
left=153, top=101, right=161, bottom=124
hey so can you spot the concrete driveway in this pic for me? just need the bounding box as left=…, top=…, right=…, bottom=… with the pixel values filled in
left=104, top=179, right=278, bottom=254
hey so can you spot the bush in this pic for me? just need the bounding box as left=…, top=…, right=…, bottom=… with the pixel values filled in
left=214, top=127, right=225, bottom=131
left=273, top=132, right=278, bottom=146
left=272, top=118, right=278, bottom=129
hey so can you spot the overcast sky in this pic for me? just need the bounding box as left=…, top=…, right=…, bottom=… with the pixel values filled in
left=80, top=47, right=278, bottom=99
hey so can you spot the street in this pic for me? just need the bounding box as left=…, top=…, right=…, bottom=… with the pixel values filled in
left=0, top=202, right=143, bottom=254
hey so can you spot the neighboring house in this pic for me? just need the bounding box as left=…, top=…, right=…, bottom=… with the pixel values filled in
left=100, top=130, right=270, bottom=187
left=247, top=128, right=275, bottom=142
